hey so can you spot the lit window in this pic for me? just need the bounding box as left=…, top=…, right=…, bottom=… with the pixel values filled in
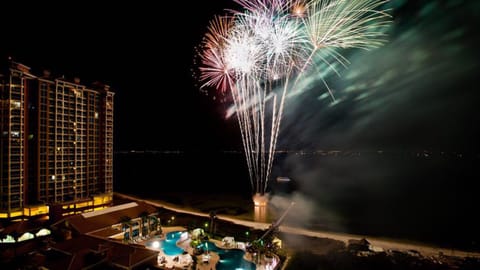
left=11, top=100, right=21, bottom=109
left=94, top=112, right=99, bottom=119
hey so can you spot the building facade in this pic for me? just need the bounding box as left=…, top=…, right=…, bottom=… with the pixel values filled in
left=0, top=60, right=114, bottom=220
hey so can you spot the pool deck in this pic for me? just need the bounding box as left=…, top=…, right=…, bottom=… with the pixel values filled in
left=139, top=226, right=220, bottom=270
left=195, top=252, right=220, bottom=270
left=197, top=238, right=279, bottom=270
left=139, top=226, right=277, bottom=270
left=154, top=226, right=194, bottom=269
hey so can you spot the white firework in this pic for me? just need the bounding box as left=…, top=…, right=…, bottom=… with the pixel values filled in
left=198, top=0, right=392, bottom=195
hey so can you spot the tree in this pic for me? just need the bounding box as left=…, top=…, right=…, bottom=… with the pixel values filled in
left=139, top=211, right=149, bottom=237
left=209, top=211, right=217, bottom=235
left=262, top=226, right=280, bottom=256
left=249, top=239, right=265, bottom=264
left=150, top=216, right=162, bottom=235
left=119, top=216, right=132, bottom=242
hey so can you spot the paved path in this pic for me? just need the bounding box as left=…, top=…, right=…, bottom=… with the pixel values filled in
left=115, top=192, right=480, bottom=259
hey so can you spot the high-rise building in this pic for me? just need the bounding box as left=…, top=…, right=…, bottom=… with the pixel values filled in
left=0, top=60, right=114, bottom=221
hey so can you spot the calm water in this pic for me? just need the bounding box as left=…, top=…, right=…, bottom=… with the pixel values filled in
left=114, top=151, right=480, bottom=251
left=197, top=241, right=256, bottom=270
left=145, top=231, right=186, bottom=256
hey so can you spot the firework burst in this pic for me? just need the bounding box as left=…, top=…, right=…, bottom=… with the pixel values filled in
left=197, top=0, right=392, bottom=195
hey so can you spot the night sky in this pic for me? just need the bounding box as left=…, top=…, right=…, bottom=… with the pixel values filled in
left=2, top=0, right=480, bottom=248
left=1, top=1, right=478, bottom=152
left=1, top=0, right=239, bottom=151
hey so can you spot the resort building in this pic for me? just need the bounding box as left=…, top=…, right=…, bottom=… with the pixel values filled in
left=0, top=59, right=114, bottom=221
left=0, top=201, right=161, bottom=269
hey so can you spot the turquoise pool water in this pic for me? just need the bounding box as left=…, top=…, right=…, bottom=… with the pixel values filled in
left=145, top=231, right=185, bottom=256
left=197, top=241, right=256, bottom=270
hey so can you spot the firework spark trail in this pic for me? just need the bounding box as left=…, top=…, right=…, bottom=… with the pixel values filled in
left=197, top=0, right=391, bottom=195
left=199, top=15, right=235, bottom=93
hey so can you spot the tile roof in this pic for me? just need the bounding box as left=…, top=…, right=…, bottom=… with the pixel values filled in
left=58, top=201, right=158, bottom=235
left=50, top=234, right=159, bottom=269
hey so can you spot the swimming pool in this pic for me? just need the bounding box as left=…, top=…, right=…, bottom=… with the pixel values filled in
left=197, top=241, right=256, bottom=270
left=145, top=231, right=185, bottom=256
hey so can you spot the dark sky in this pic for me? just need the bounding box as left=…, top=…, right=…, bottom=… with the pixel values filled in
left=1, top=0, right=239, bottom=151
left=1, top=0, right=478, bottom=153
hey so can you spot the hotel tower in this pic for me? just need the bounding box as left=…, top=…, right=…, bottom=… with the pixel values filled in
left=0, top=60, right=114, bottom=221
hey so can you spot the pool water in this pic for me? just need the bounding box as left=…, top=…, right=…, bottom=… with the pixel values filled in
left=162, top=231, right=186, bottom=255
left=197, top=241, right=256, bottom=270
left=146, top=231, right=255, bottom=269
left=146, top=231, right=185, bottom=256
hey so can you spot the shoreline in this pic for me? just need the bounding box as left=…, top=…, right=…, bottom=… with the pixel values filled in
left=114, top=192, right=480, bottom=259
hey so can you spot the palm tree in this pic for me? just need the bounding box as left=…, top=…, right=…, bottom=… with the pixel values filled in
left=150, top=216, right=161, bottom=235
left=262, top=226, right=280, bottom=256
left=209, top=211, right=217, bottom=235
left=139, top=211, right=149, bottom=237
left=249, top=239, right=264, bottom=264
left=119, top=216, right=132, bottom=242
